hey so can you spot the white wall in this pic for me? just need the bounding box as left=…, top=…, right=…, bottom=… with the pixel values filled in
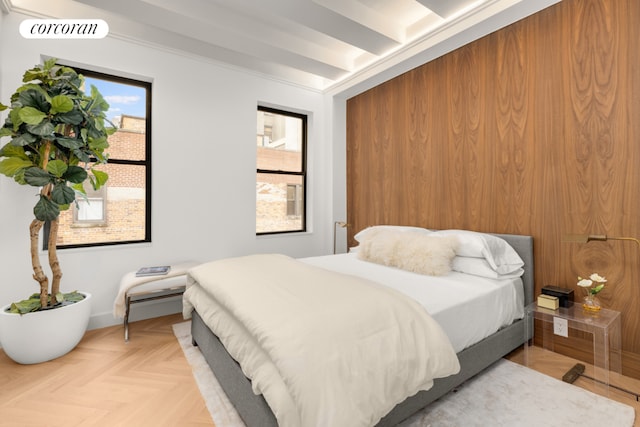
left=0, top=11, right=334, bottom=330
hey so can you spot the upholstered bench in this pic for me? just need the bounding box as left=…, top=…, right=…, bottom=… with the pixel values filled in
left=113, top=261, right=199, bottom=341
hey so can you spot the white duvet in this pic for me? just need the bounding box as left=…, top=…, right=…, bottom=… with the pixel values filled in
left=301, top=253, right=524, bottom=352
left=183, top=253, right=460, bottom=427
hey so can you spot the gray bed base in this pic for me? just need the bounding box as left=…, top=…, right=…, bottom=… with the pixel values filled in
left=190, top=233, right=534, bottom=427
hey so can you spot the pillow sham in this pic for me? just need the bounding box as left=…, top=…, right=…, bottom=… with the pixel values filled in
left=451, top=256, right=524, bottom=280
left=354, top=225, right=431, bottom=243
left=357, top=228, right=458, bottom=276
left=431, top=229, right=524, bottom=275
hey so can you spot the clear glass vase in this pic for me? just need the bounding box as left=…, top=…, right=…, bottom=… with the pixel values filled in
left=582, top=294, right=601, bottom=312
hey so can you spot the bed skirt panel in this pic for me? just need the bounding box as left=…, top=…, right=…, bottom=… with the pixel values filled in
left=192, top=310, right=278, bottom=427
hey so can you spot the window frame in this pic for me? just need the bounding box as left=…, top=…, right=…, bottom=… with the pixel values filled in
left=43, top=66, right=152, bottom=250
left=72, top=184, right=107, bottom=226
left=286, top=183, right=303, bottom=217
left=256, top=105, right=307, bottom=235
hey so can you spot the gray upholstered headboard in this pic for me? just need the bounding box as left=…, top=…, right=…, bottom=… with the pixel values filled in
left=493, top=233, right=535, bottom=307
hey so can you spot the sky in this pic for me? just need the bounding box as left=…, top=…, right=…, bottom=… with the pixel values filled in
left=84, top=76, right=146, bottom=124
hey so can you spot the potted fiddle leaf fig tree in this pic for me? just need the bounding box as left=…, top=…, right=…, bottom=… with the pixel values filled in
left=0, top=58, right=114, bottom=364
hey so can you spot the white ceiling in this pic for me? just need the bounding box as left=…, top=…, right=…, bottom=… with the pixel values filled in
left=3, top=0, right=558, bottom=93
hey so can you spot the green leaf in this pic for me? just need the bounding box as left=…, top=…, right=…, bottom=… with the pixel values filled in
left=10, top=133, right=38, bottom=146
left=9, top=297, right=42, bottom=314
left=0, top=143, right=28, bottom=160
left=43, top=57, right=57, bottom=71
left=51, top=183, right=76, bottom=205
left=55, top=136, right=84, bottom=149
left=50, top=95, right=73, bottom=114
left=18, top=90, right=50, bottom=112
left=23, top=69, right=44, bottom=84
left=72, top=148, right=91, bottom=163
left=71, top=182, right=86, bottom=195
left=55, top=109, right=84, bottom=125
left=63, top=291, right=85, bottom=303
left=9, top=108, right=23, bottom=130
left=23, top=167, right=53, bottom=186
left=55, top=292, right=64, bottom=303
left=92, top=169, right=109, bottom=188
left=63, top=165, right=88, bottom=184
left=89, top=136, right=109, bottom=152
left=0, top=157, right=33, bottom=177
left=0, top=127, right=12, bottom=137
left=19, top=107, right=47, bottom=125
left=0, top=102, right=7, bottom=111
left=7, top=290, right=85, bottom=314
left=26, top=120, right=55, bottom=136
left=15, top=84, right=51, bottom=103
left=90, top=85, right=110, bottom=113
left=13, top=168, right=27, bottom=185
left=34, top=194, right=60, bottom=221
left=46, top=159, right=68, bottom=177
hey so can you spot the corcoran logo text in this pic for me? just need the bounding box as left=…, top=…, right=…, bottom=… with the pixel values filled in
left=20, top=19, right=109, bottom=39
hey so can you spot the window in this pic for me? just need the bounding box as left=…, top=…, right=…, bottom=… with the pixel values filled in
left=286, top=184, right=302, bottom=216
left=256, top=106, right=307, bottom=234
left=44, top=66, right=151, bottom=249
left=73, top=185, right=106, bottom=225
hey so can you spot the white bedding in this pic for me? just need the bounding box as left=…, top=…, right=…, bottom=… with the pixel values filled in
left=183, top=253, right=460, bottom=427
left=301, top=252, right=524, bottom=353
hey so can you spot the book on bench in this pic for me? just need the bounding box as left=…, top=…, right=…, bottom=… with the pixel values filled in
left=135, top=266, right=171, bottom=277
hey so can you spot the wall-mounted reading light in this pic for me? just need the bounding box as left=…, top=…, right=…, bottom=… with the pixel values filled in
left=563, top=234, right=640, bottom=248
left=333, top=221, right=350, bottom=254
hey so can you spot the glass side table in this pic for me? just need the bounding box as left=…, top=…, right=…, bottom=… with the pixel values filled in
left=524, top=302, right=622, bottom=396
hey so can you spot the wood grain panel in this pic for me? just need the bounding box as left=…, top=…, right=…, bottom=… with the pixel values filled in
left=528, top=5, right=568, bottom=291
left=448, top=43, right=487, bottom=227
left=346, top=0, right=640, bottom=378
left=492, top=21, right=532, bottom=234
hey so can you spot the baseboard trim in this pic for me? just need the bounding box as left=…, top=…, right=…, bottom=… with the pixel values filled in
left=88, top=297, right=183, bottom=330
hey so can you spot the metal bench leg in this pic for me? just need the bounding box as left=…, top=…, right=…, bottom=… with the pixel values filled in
left=124, top=295, right=131, bottom=342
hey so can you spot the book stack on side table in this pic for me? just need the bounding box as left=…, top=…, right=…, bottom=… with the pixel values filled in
left=135, top=266, right=171, bottom=277
left=537, top=294, right=559, bottom=310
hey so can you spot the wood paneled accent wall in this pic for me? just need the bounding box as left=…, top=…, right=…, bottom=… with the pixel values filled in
left=346, top=0, right=640, bottom=377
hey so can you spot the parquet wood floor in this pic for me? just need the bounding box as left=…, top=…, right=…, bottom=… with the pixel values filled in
left=0, top=314, right=213, bottom=427
left=1, top=314, right=638, bottom=426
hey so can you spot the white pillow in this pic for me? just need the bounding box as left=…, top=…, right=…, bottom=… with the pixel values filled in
left=354, top=225, right=431, bottom=243
left=452, top=257, right=524, bottom=279
left=357, top=229, right=458, bottom=276
left=431, top=229, right=524, bottom=275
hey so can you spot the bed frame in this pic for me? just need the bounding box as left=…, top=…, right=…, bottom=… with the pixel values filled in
left=190, top=233, right=534, bottom=426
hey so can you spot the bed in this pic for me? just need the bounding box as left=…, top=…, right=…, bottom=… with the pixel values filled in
left=184, top=228, right=534, bottom=427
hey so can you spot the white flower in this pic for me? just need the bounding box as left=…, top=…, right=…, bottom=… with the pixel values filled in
left=577, top=279, right=593, bottom=288
left=578, top=273, right=606, bottom=296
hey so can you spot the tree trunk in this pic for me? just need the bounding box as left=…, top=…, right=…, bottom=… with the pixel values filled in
left=29, top=219, right=49, bottom=308
left=48, top=218, right=62, bottom=302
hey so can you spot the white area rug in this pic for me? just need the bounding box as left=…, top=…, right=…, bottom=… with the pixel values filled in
left=173, top=321, right=635, bottom=427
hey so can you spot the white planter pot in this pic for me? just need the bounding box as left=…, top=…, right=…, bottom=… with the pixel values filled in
left=0, top=292, right=91, bottom=364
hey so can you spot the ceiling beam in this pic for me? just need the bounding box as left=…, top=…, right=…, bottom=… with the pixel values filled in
left=312, top=0, right=406, bottom=43
left=229, top=0, right=401, bottom=55
left=74, top=0, right=351, bottom=79
left=416, top=0, right=484, bottom=18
